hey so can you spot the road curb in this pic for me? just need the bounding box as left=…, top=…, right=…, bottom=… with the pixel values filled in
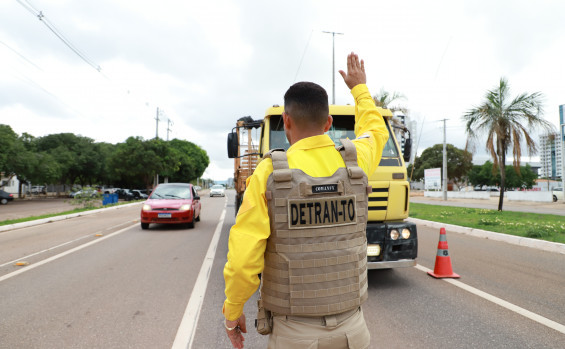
left=408, top=217, right=565, bottom=255
left=0, top=202, right=142, bottom=233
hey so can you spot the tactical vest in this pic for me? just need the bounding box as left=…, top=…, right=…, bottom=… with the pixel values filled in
left=261, top=139, right=370, bottom=316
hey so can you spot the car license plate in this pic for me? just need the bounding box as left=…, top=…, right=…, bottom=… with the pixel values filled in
left=158, top=213, right=172, bottom=218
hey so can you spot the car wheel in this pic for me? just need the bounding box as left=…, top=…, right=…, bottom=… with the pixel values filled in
left=0, top=198, right=7, bottom=205
left=141, top=223, right=149, bottom=230
left=553, top=195, right=558, bottom=202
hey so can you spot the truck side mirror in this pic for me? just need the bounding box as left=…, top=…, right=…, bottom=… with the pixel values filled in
left=403, top=138, right=412, bottom=163
left=227, top=131, right=238, bottom=158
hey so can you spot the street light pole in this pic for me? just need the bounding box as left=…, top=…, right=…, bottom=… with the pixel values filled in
left=322, top=31, right=343, bottom=104
left=560, top=105, right=565, bottom=204
left=559, top=123, right=565, bottom=204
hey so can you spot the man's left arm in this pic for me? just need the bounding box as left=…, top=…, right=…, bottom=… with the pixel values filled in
left=222, top=160, right=272, bottom=348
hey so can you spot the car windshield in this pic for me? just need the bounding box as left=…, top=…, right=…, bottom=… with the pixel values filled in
left=212, top=185, right=224, bottom=189
left=150, top=185, right=192, bottom=199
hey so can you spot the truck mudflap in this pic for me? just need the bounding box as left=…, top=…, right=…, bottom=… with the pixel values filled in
left=365, top=221, right=418, bottom=269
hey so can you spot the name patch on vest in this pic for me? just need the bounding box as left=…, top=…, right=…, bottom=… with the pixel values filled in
left=287, top=195, right=357, bottom=229
left=311, top=184, right=338, bottom=194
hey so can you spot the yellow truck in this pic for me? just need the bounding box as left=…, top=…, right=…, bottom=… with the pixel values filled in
left=227, top=105, right=417, bottom=269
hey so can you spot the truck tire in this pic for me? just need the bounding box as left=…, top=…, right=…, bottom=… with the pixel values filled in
left=235, top=194, right=242, bottom=216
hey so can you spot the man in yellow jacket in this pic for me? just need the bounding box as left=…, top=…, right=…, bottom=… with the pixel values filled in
left=223, top=52, right=389, bottom=349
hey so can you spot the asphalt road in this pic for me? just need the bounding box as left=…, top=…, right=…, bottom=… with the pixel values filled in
left=1, top=190, right=564, bottom=348
left=0, top=196, right=226, bottom=349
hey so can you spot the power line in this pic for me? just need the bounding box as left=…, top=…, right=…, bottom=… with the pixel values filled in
left=16, top=0, right=103, bottom=74
left=0, top=39, right=43, bottom=71
left=293, top=30, right=313, bottom=83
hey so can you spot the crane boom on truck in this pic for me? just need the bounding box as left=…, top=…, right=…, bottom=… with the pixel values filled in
left=227, top=105, right=417, bottom=269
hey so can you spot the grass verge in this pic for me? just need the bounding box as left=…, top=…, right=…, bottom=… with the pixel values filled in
left=410, top=203, right=565, bottom=244
left=0, top=201, right=141, bottom=227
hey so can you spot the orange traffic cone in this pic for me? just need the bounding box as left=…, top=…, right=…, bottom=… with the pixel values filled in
left=428, top=227, right=460, bottom=278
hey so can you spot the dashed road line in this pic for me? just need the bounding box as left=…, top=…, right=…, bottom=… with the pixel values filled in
left=415, top=264, right=565, bottom=335
left=0, top=221, right=135, bottom=268
left=0, top=223, right=137, bottom=283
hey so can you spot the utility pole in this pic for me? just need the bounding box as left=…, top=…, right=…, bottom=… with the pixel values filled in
left=155, top=107, right=161, bottom=139
left=322, top=31, right=343, bottom=104
left=442, top=119, right=448, bottom=201
left=166, top=118, right=173, bottom=141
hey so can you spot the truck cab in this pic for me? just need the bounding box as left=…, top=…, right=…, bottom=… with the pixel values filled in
left=228, top=105, right=418, bottom=269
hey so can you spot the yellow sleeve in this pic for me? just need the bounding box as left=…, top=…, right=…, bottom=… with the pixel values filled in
left=222, top=159, right=273, bottom=321
left=350, top=84, right=389, bottom=176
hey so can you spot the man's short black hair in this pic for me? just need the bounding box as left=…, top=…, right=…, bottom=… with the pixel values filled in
left=284, top=82, right=329, bottom=127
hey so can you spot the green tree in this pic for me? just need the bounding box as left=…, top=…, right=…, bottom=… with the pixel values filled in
left=468, top=161, right=538, bottom=190
left=463, top=78, right=554, bottom=211
left=110, top=137, right=179, bottom=189
left=0, top=125, right=18, bottom=174
left=166, top=139, right=209, bottom=183
left=409, top=144, right=473, bottom=184
left=467, top=161, right=497, bottom=187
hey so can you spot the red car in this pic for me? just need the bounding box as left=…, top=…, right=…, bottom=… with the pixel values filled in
left=140, top=183, right=201, bottom=229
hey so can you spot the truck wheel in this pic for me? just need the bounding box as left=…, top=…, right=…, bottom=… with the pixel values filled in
left=141, top=223, right=149, bottom=230
left=553, top=195, right=558, bottom=202
left=235, top=195, right=242, bottom=216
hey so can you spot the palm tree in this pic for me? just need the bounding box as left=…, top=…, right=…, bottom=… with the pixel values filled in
left=373, top=89, right=407, bottom=114
left=463, top=77, right=554, bottom=211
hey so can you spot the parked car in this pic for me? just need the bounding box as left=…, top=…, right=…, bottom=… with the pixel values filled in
left=28, top=186, right=46, bottom=195
left=69, top=188, right=99, bottom=198
left=553, top=187, right=564, bottom=202
left=115, top=189, right=135, bottom=201
left=140, top=183, right=201, bottom=229
left=132, top=189, right=148, bottom=199
left=0, top=190, right=14, bottom=205
left=209, top=184, right=225, bottom=197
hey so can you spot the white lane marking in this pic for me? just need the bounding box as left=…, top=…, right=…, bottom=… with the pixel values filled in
left=0, top=223, right=138, bottom=283
left=415, top=264, right=565, bottom=334
left=172, top=197, right=228, bottom=349
left=0, top=221, right=134, bottom=268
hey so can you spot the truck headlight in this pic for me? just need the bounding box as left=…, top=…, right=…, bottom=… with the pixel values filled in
left=367, top=244, right=381, bottom=256
left=142, top=204, right=152, bottom=211
left=390, top=229, right=400, bottom=240
left=401, top=228, right=411, bottom=239
left=179, top=204, right=191, bottom=211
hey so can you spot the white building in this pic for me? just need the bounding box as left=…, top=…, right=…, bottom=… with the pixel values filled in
left=0, top=174, right=24, bottom=195
left=539, top=133, right=563, bottom=179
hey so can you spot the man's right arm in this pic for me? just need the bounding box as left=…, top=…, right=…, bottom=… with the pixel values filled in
left=339, top=52, right=389, bottom=176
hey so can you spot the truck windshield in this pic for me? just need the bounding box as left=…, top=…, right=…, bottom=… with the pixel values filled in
left=269, top=114, right=400, bottom=161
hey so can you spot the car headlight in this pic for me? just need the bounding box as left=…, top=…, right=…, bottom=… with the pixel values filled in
left=401, top=228, right=411, bottom=239
left=142, top=204, right=152, bottom=211
left=390, top=229, right=400, bottom=240
left=367, top=244, right=381, bottom=256
left=179, top=204, right=191, bottom=211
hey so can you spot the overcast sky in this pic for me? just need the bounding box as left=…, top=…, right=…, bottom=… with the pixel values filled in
left=1, top=0, right=564, bottom=181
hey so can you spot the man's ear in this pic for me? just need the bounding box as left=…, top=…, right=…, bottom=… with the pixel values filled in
left=323, top=115, right=333, bottom=132
left=283, top=112, right=292, bottom=130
